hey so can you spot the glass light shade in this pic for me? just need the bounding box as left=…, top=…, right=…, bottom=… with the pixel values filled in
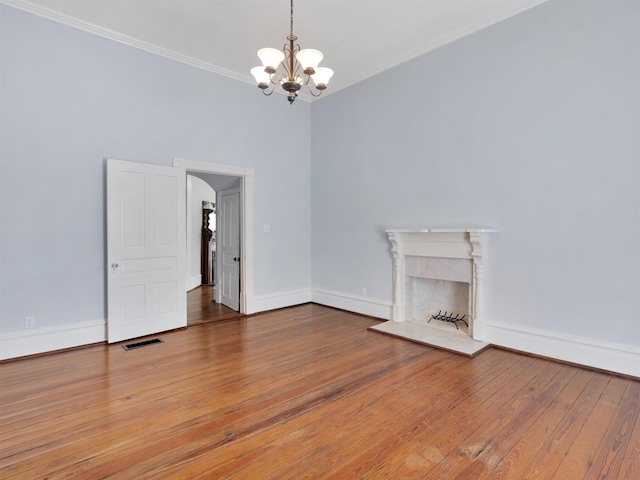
left=296, top=49, right=323, bottom=70
left=257, top=48, right=285, bottom=69
left=311, top=67, right=334, bottom=86
left=250, top=66, right=270, bottom=85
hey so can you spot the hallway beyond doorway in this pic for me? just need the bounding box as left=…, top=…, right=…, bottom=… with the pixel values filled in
left=187, top=285, right=242, bottom=325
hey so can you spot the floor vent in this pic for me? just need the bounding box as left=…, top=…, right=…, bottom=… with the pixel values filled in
left=122, top=338, right=164, bottom=351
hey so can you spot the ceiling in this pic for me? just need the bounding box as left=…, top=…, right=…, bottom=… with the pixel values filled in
left=4, top=0, right=549, bottom=101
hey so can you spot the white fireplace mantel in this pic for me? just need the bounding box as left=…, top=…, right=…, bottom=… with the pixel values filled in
left=386, top=228, right=497, bottom=341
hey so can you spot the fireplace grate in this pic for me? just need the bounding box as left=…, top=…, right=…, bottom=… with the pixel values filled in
left=428, top=311, right=468, bottom=329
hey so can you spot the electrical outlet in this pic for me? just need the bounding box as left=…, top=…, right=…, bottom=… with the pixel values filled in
left=25, top=316, right=35, bottom=329
left=362, top=288, right=367, bottom=297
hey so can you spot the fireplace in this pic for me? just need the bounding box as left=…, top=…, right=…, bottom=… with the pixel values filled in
left=370, top=228, right=497, bottom=356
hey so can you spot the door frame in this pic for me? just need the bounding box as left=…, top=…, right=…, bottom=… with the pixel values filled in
left=173, top=158, right=253, bottom=314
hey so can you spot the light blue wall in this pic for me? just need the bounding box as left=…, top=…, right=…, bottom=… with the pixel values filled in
left=311, top=0, right=640, bottom=347
left=2, top=0, right=638, bottom=356
left=0, top=6, right=311, bottom=334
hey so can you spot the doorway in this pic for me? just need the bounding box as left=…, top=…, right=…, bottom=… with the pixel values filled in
left=174, top=158, right=254, bottom=324
left=186, top=174, right=240, bottom=324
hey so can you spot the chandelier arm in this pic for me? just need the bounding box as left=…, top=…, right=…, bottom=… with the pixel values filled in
left=261, top=87, right=275, bottom=96
left=293, top=64, right=305, bottom=83
left=306, top=84, right=324, bottom=97
left=269, top=72, right=286, bottom=86
left=305, top=72, right=314, bottom=85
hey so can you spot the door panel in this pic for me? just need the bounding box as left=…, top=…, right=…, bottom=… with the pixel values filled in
left=107, top=159, right=187, bottom=343
left=218, top=188, right=240, bottom=311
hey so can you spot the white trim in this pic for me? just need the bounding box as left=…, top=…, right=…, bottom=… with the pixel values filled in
left=1, top=0, right=550, bottom=103
left=312, top=285, right=639, bottom=378
left=0, top=0, right=253, bottom=87
left=312, top=288, right=392, bottom=320
left=486, top=321, right=640, bottom=378
left=174, top=159, right=254, bottom=178
left=249, top=289, right=312, bottom=314
left=0, top=0, right=310, bottom=103
left=172, top=158, right=254, bottom=315
left=188, top=275, right=201, bottom=291
left=0, top=320, right=106, bottom=360
left=2, top=296, right=635, bottom=378
left=185, top=175, right=199, bottom=293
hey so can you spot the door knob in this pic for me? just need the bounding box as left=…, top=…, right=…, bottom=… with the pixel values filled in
left=111, top=263, right=119, bottom=271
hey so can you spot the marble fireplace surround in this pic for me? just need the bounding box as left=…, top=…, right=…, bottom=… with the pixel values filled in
left=370, top=228, right=497, bottom=356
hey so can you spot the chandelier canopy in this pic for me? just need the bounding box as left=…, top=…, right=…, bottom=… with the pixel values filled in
left=251, top=0, right=333, bottom=104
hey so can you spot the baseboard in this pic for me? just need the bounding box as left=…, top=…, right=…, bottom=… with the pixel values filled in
left=3, top=299, right=634, bottom=377
left=246, top=289, right=312, bottom=315
left=311, top=288, right=392, bottom=320
left=486, top=321, right=640, bottom=378
left=188, top=276, right=201, bottom=291
left=311, top=288, right=638, bottom=377
left=0, top=319, right=106, bottom=361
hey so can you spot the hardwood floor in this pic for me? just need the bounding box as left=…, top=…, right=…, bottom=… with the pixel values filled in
left=187, top=284, right=242, bottom=325
left=1, top=304, right=638, bottom=479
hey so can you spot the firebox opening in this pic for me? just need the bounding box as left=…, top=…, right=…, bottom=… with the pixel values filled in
left=408, top=277, right=470, bottom=336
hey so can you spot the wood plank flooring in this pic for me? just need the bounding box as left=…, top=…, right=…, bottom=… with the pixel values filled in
left=1, top=304, right=638, bottom=479
left=187, top=285, right=241, bottom=325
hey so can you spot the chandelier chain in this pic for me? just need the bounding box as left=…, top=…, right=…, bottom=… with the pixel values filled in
left=290, top=0, right=294, bottom=36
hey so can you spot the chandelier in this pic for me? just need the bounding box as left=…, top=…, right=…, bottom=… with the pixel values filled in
left=250, top=0, right=333, bottom=104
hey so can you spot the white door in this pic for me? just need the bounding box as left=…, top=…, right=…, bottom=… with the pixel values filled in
left=218, top=188, right=241, bottom=311
left=107, top=158, right=187, bottom=343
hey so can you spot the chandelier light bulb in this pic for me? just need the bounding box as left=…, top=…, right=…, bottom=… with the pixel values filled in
left=311, top=67, right=334, bottom=89
left=257, top=48, right=285, bottom=72
left=296, top=49, right=324, bottom=74
left=250, top=66, right=271, bottom=86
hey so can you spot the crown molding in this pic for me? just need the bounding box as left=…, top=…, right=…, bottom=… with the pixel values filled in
left=0, top=1, right=265, bottom=88
left=1, top=0, right=316, bottom=102
left=1, top=0, right=549, bottom=104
